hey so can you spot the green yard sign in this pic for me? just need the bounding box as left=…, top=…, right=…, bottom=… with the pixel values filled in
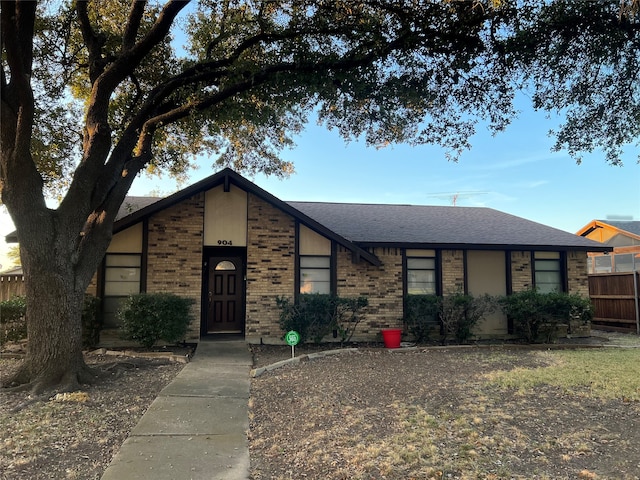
left=285, top=330, right=300, bottom=346
left=285, top=330, right=300, bottom=358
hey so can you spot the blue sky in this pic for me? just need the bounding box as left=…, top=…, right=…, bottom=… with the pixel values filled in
left=1, top=99, right=638, bottom=271
left=132, top=100, right=639, bottom=233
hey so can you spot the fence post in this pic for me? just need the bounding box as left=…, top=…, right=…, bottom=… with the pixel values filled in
left=634, top=271, right=640, bottom=335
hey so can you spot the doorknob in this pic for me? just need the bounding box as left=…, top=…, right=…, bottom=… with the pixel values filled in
left=208, top=291, right=212, bottom=303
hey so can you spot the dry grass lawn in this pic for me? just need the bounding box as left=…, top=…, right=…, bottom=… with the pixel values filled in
left=249, top=345, right=640, bottom=480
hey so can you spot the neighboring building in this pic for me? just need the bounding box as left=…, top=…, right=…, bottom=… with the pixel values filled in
left=0, top=266, right=25, bottom=301
left=576, top=220, right=640, bottom=273
left=5, top=169, right=610, bottom=343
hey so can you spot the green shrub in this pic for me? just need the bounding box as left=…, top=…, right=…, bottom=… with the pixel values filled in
left=118, top=293, right=194, bottom=348
left=440, top=293, right=495, bottom=344
left=499, top=289, right=550, bottom=343
left=546, top=292, right=593, bottom=328
left=81, top=295, right=102, bottom=348
left=334, top=296, right=368, bottom=344
left=0, top=296, right=27, bottom=343
left=0, top=295, right=102, bottom=346
left=0, top=296, right=26, bottom=323
left=404, top=295, right=441, bottom=343
left=498, top=290, right=591, bottom=343
left=277, top=294, right=368, bottom=344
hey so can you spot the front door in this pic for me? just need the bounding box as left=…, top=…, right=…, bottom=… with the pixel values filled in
left=205, top=256, right=244, bottom=333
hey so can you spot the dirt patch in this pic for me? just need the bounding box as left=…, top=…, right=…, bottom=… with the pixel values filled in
left=2, top=332, right=639, bottom=479
left=249, top=345, right=640, bottom=480
left=0, top=350, right=187, bottom=480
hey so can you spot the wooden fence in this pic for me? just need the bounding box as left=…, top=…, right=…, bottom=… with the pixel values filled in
left=588, top=272, right=640, bottom=334
left=0, top=273, right=25, bottom=301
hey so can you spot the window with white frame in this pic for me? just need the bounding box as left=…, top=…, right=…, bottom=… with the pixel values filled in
left=533, top=252, right=563, bottom=293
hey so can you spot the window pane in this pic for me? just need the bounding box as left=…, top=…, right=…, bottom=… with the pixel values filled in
left=104, top=281, right=140, bottom=296
left=536, top=282, right=561, bottom=294
left=105, top=267, right=140, bottom=283
left=614, top=254, right=633, bottom=272
left=594, top=255, right=612, bottom=273
left=408, top=270, right=435, bottom=285
left=300, top=280, right=331, bottom=295
left=300, top=256, right=330, bottom=268
left=301, top=268, right=330, bottom=283
left=215, top=260, right=236, bottom=271
left=407, top=282, right=436, bottom=295
left=407, top=258, right=435, bottom=269
left=104, top=254, right=141, bottom=297
left=535, top=271, right=561, bottom=285
left=299, top=256, right=331, bottom=294
left=407, top=256, right=436, bottom=295
left=105, top=255, right=141, bottom=267
left=535, top=260, right=560, bottom=271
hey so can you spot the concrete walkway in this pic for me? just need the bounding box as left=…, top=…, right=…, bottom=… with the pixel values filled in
left=101, top=340, right=252, bottom=480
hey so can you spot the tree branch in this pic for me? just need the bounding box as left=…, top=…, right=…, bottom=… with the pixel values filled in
left=122, top=0, right=146, bottom=51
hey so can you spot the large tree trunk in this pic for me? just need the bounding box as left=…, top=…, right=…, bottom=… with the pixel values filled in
left=3, top=226, right=101, bottom=394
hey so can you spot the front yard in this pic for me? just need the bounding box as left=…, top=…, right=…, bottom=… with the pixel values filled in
left=1, top=331, right=639, bottom=479
left=249, top=343, right=640, bottom=480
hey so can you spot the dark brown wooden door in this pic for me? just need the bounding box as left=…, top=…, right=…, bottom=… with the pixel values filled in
left=206, top=257, right=244, bottom=333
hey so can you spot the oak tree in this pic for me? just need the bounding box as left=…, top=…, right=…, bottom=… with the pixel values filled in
left=1, top=0, right=638, bottom=392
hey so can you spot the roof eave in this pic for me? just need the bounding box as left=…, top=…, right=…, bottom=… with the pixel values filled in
left=356, top=242, right=613, bottom=253
left=113, top=168, right=382, bottom=267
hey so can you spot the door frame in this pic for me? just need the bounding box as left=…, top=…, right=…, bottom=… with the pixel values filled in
left=201, top=246, right=247, bottom=337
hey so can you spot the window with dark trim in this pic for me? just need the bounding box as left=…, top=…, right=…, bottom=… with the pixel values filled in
left=406, top=256, right=437, bottom=295
left=299, top=255, right=331, bottom=294
left=103, top=253, right=141, bottom=326
left=533, top=252, right=563, bottom=293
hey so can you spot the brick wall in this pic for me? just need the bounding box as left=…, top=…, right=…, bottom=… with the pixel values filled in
left=441, top=250, right=464, bottom=294
left=511, top=251, right=533, bottom=292
left=567, top=251, right=589, bottom=296
left=146, top=193, right=204, bottom=340
left=245, top=193, right=296, bottom=343
left=337, top=246, right=404, bottom=339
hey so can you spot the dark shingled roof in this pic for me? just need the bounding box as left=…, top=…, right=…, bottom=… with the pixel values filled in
left=288, top=201, right=606, bottom=250
left=116, top=196, right=161, bottom=221
left=596, top=220, right=640, bottom=237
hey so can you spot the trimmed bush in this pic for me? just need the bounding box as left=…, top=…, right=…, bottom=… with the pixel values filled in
left=404, top=295, right=441, bottom=343
left=0, top=296, right=27, bottom=343
left=440, top=293, right=496, bottom=344
left=499, top=290, right=592, bottom=343
left=117, top=293, right=194, bottom=348
left=277, top=294, right=368, bottom=344
left=0, top=295, right=102, bottom=347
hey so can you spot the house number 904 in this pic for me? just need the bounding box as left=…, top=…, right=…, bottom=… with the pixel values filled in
left=217, top=240, right=233, bottom=246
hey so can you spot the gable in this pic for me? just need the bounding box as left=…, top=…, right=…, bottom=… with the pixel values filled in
left=105, top=168, right=609, bottom=255
left=577, top=220, right=640, bottom=247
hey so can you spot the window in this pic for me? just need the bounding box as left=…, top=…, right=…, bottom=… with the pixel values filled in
left=407, top=257, right=436, bottom=295
left=215, top=260, right=236, bottom=271
left=103, top=254, right=141, bottom=327
left=533, top=252, right=563, bottom=293
left=613, top=253, right=634, bottom=272
left=594, top=255, right=612, bottom=273
left=299, top=256, right=330, bottom=294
